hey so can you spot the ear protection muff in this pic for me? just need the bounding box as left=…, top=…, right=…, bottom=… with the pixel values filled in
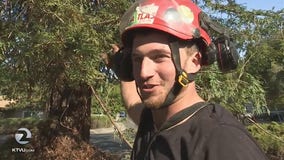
left=214, top=36, right=238, bottom=72
left=199, top=12, right=239, bottom=72
left=109, top=47, right=134, bottom=81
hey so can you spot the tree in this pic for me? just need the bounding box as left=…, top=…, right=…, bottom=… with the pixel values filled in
left=193, top=0, right=283, bottom=115
left=246, top=32, right=284, bottom=110
left=0, top=0, right=131, bottom=158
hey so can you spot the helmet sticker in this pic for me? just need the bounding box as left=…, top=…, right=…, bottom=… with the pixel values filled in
left=163, top=5, right=194, bottom=24
left=164, top=8, right=181, bottom=22
left=129, top=4, right=159, bottom=26
left=177, top=5, right=194, bottom=24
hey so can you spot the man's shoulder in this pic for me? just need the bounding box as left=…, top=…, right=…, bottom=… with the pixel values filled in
left=196, top=103, right=238, bottom=123
left=186, top=102, right=244, bottom=133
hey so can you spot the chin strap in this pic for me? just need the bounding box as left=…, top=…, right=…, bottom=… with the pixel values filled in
left=159, top=41, right=195, bottom=109
left=170, top=41, right=195, bottom=86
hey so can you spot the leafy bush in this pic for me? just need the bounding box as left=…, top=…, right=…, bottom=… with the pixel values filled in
left=0, top=117, right=41, bottom=134
left=91, top=114, right=112, bottom=129
left=247, top=122, right=284, bottom=158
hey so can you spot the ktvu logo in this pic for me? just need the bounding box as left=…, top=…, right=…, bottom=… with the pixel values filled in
left=15, top=128, right=31, bottom=144
left=12, top=128, right=35, bottom=153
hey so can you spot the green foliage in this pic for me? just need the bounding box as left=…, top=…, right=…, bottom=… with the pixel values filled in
left=245, top=33, right=284, bottom=110
left=0, top=0, right=131, bottom=115
left=0, top=0, right=101, bottom=104
left=197, top=63, right=266, bottom=115
left=92, top=82, right=125, bottom=116
left=91, top=114, right=112, bottom=128
left=194, top=0, right=284, bottom=113
left=247, top=122, right=284, bottom=157
left=0, top=117, right=41, bottom=134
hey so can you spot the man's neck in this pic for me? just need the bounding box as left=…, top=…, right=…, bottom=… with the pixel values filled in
left=151, top=83, right=204, bottom=129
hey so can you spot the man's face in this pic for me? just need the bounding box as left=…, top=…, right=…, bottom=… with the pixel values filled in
left=132, top=32, right=176, bottom=109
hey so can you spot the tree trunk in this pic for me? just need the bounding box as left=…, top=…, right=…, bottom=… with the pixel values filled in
left=30, top=82, right=96, bottom=159
left=49, top=82, right=91, bottom=141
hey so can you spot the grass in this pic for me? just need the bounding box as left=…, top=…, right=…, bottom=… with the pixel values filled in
left=247, top=122, right=284, bottom=158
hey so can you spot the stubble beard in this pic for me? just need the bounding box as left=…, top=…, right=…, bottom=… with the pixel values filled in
left=142, top=95, right=166, bottom=109
left=140, top=85, right=170, bottom=110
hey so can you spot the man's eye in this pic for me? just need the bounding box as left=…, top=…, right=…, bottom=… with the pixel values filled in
left=153, top=54, right=168, bottom=62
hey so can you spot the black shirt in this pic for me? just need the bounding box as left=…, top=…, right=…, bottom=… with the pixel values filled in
left=131, top=102, right=268, bottom=160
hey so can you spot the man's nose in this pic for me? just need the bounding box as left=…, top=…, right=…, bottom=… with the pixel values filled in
left=139, top=58, right=155, bottom=80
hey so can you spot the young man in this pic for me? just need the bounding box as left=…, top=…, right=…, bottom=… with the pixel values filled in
left=115, top=0, right=268, bottom=159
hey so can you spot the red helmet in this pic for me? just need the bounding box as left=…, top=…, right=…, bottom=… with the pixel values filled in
left=120, top=0, right=211, bottom=49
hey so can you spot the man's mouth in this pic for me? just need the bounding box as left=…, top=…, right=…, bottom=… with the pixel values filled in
left=141, top=84, right=158, bottom=92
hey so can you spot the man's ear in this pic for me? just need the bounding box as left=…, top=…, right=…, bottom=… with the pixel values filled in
left=184, top=52, right=202, bottom=73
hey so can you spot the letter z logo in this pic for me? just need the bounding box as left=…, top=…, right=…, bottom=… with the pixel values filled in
left=15, top=128, right=31, bottom=145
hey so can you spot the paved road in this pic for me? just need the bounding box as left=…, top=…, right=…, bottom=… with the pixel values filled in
left=90, top=118, right=137, bottom=155
left=90, top=131, right=131, bottom=154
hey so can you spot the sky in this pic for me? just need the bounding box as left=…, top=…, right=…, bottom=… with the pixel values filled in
left=235, top=0, right=284, bottom=11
